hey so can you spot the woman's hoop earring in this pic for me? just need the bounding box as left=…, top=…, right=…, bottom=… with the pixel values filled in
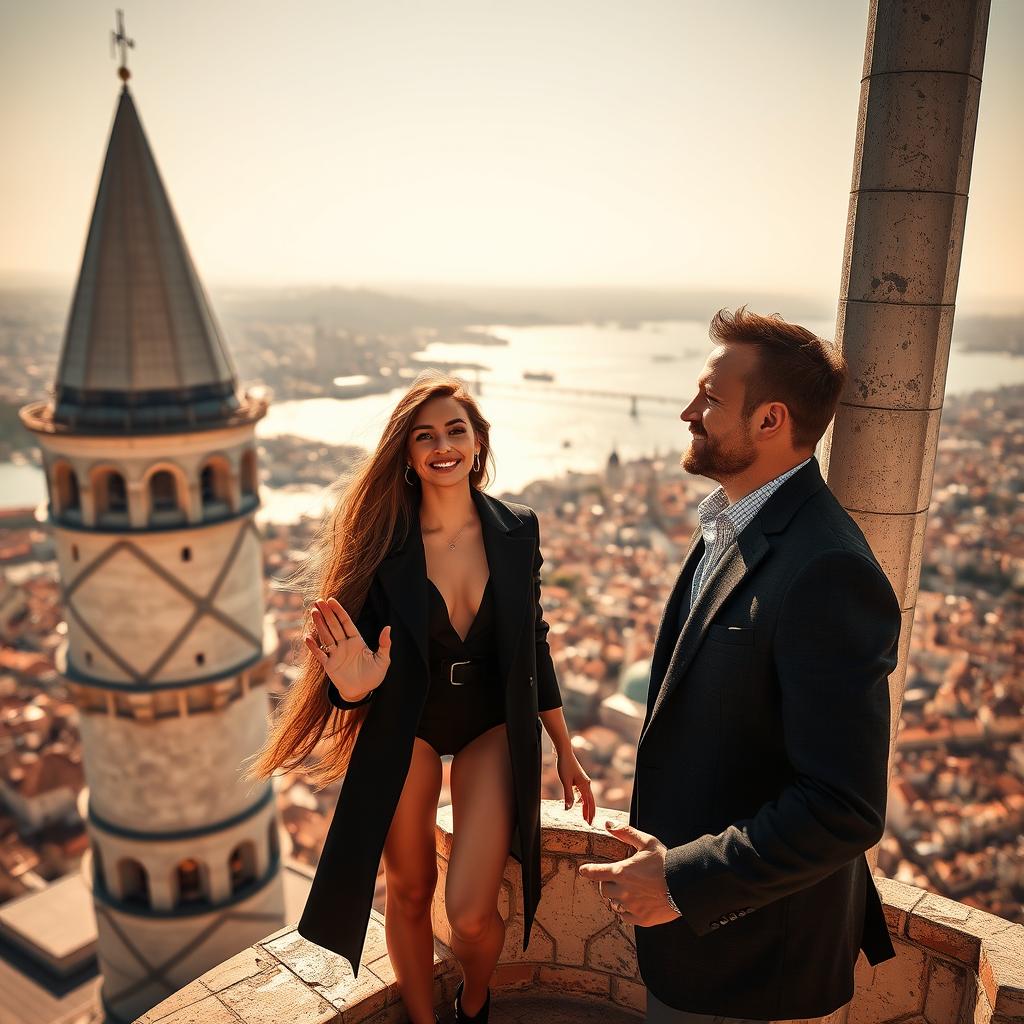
left=404, top=465, right=415, bottom=485
left=473, top=451, right=480, bottom=473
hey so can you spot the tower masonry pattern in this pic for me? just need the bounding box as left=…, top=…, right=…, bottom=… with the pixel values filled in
left=19, top=60, right=286, bottom=1024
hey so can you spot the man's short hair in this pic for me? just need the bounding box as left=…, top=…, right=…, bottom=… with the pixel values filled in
left=709, top=306, right=847, bottom=450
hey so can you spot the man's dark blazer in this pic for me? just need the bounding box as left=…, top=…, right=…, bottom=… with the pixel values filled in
left=296, top=487, right=562, bottom=977
left=628, top=455, right=901, bottom=1020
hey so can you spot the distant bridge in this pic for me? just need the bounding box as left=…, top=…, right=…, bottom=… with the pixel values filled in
left=465, top=378, right=682, bottom=418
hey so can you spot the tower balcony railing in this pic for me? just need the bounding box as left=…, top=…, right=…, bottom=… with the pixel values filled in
left=136, top=801, right=1024, bottom=1024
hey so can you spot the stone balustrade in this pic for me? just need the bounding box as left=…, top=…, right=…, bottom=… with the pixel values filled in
left=136, top=801, right=1024, bottom=1024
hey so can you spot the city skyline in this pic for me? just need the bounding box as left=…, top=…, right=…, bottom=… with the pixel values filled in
left=1, top=0, right=1022, bottom=314
left=1, top=4, right=1022, bottom=1018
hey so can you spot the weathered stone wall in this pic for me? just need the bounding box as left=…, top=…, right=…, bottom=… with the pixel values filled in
left=431, top=801, right=644, bottom=1015
left=853, top=877, right=1024, bottom=1024
left=136, top=803, right=1024, bottom=1024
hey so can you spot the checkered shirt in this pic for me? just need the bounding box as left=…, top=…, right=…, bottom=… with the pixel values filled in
left=687, top=457, right=813, bottom=612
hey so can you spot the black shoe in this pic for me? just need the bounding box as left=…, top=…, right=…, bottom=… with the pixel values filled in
left=454, top=978, right=490, bottom=1024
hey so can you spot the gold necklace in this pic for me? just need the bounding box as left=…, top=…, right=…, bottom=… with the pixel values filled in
left=423, top=517, right=474, bottom=551
left=445, top=520, right=472, bottom=550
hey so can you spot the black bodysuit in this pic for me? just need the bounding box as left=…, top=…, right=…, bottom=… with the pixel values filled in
left=414, top=576, right=505, bottom=757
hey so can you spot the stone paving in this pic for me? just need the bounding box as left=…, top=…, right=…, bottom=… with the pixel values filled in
left=484, top=993, right=641, bottom=1024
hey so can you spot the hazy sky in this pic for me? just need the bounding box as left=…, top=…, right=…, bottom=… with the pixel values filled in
left=1, top=0, right=1021, bottom=311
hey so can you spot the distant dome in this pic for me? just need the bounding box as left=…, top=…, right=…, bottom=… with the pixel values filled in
left=618, top=658, right=651, bottom=704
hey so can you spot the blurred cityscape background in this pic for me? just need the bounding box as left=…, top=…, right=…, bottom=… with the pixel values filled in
left=0, top=1, right=1021, bottom=1022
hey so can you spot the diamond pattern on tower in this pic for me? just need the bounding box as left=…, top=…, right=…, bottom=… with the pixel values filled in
left=63, top=521, right=264, bottom=685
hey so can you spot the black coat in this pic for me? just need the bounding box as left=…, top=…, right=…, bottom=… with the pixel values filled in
left=629, top=456, right=901, bottom=1020
left=296, top=487, right=562, bottom=977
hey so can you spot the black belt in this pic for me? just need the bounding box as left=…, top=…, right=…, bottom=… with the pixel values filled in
left=430, top=658, right=499, bottom=686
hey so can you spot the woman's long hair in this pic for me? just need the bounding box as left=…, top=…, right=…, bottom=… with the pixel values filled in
left=243, top=370, right=493, bottom=790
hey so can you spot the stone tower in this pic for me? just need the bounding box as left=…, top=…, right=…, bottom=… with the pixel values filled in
left=18, top=67, right=285, bottom=1024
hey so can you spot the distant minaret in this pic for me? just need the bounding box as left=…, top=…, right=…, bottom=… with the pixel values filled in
left=19, top=17, right=284, bottom=1022
left=605, top=444, right=623, bottom=489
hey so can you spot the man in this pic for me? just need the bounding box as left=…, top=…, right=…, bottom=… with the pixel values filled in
left=578, top=307, right=901, bottom=1022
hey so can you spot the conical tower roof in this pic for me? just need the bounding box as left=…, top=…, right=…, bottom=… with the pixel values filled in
left=53, top=84, right=240, bottom=432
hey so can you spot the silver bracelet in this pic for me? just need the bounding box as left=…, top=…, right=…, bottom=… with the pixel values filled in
left=666, top=886, right=682, bottom=916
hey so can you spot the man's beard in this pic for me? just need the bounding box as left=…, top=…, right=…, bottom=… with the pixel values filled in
left=681, top=427, right=757, bottom=479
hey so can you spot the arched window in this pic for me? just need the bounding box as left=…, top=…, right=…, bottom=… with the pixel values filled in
left=118, top=858, right=150, bottom=906
left=150, top=470, right=177, bottom=510
left=107, top=473, right=127, bottom=512
left=199, top=458, right=232, bottom=519
left=176, top=858, right=208, bottom=905
left=228, top=841, right=257, bottom=893
left=95, top=468, right=129, bottom=526
left=148, top=469, right=185, bottom=525
left=200, top=465, right=216, bottom=504
left=54, top=463, right=81, bottom=518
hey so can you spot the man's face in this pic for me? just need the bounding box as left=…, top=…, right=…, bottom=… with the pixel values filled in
left=679, top=342, right=761, bottom=479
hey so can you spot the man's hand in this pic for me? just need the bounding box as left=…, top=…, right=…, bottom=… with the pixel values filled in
left=577, top=820, right=682, bottom=927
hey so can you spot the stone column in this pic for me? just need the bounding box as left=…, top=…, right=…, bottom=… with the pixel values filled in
left=128, top=479, right=147, bottom=528
left=81, top=483, right=97, bottom=526
left=188, top=480, right=202, bottom=523
left=820, top=0, right=991, bottom=821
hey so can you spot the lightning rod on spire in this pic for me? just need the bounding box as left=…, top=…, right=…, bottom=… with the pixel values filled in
left=110, top=9, right=135, bottom=84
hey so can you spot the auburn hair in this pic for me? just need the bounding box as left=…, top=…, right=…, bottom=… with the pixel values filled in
left=242, top=370, right=493, bottom=790
left=709, top=306, right=847, bottom=450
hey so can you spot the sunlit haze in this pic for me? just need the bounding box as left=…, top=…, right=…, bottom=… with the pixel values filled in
left=1, top=0, right=1021, bottom=312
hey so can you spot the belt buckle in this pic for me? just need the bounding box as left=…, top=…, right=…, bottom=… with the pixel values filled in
left=449, top=660, right=472, bottom=685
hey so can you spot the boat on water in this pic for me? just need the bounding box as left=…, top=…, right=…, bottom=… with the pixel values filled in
left=523, top=370, right=555, bottom=382
left=331, top=374, right=388, bottom=399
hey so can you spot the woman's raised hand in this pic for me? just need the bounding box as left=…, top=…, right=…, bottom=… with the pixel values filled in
left=305, top=597, right=392, bottom=701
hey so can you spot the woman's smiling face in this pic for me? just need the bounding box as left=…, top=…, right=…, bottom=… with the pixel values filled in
left=406, top=394, right=480, bottom=487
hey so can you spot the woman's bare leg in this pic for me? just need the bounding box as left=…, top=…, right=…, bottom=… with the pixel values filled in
left=447, top=722, right=516, bottom=1017
left=382, top=736, right=444, bottom=1024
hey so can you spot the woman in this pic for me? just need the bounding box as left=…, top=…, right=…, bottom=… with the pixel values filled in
left=246, top=371, right=594, bottom=1024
